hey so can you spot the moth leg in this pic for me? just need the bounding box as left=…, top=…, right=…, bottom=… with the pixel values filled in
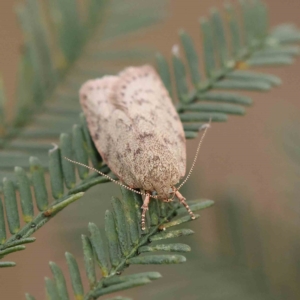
left=141, top=193, right=150, bottom=231
left=175, top=190, right=195, bottom=220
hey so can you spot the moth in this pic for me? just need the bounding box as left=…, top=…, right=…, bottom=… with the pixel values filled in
left=66, top=65, right=210, bottom=230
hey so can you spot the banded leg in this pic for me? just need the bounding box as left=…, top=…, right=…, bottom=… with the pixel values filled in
left=141, top=193, right=150, bottom=231
left=175, top=190, right=195, bottom=220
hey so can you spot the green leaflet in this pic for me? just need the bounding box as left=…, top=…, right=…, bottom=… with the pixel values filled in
left=0, top=261, right=16, bottom=268
left=149, top=199, right=160, bottom=226
left=185, top=131, right=198, bottom=140
left=92, top=278, right=152, bottom=298
left=0, top=245, right=25, bottom=258
left=15, top=167, right=34, bottom=222
left=183, top=124, right=204, bottom=132
left=253, top=45, right=300, bottom=56
left=26, top=190, right=214, bottom=299
left=111, top=197, right=131, bottom=256
left=45, top=278, right=60, bottom=300
left=185, top=103, right=245, bottom=115
left=81, top=235, right=97, bottom=289
left=225, top=4, right=241, bottom=57
left=213, top=79, right=271, bottom=91
left=102, top=272, right=162, bottom=287
left=139, top=243, right=191, bottom=253
left=60, top=133, right=76, bottom=189
left=105, top=210, right=122, bottom=269
left=88, top=223, right=110, bottom=277
left=128, top=254, right=186, bottom=264
left=49, top=262, right=70, bottom=300
left=156, top=53, right=173, bottom=97
left=172, top=45, right=190, bottom=103
left=2, top=178, right=20, bottom=234
left=2, top=237, right=36, bottom=249
left=0, top=196, right=6, bottom=244
left=200, top=17, right=216, bottom=78
left=177, top=199, right=215, bottom=216
left=180, top=112, right=228, bottom=122
left=150, top=229, right=194, bottom=242
left=72, top=124, right=89, bottom=179
left=80, top=114, right=102, bottom=168
left=247, top=55, right=293, bottom=66
left=197, top=92, right=253, bottom=106
left=120, top=188, right=140, bottom=245
left=179, top=30, right=202, bottom=87
left=227, top=70, right=281, bottom=86
left=49, top=145, right=64, bottom=199
left=211, top=8, right=229, bottom=67
left=65, top=252, right=85, bottom=299
left=163, top=214, right=200, bottom=229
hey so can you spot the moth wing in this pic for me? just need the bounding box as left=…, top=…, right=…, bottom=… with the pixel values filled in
left=79, top=76, right=139, bottom=187
left=115, top=65, right=186, bottom=177
left=80, top=65, right=186, bottom=192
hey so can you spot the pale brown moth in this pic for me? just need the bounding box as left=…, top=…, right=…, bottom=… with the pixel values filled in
left=65, top=65, right=210, bottom=230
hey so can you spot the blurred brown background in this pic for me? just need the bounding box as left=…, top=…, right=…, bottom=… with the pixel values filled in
left=1, top=0, right=300, bottom=299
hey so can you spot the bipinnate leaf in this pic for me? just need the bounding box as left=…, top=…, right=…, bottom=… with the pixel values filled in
left=26, top=190, right=214, bottom=299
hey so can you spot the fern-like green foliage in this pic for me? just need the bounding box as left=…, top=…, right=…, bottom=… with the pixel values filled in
left=0, top=0, right=167, bottom=179
left=24, top=188, right=213, bottom=299
left=156, top=1, right=300, bottom=139
left=0, top=0, right=299, bottom=272
left=0, top=0, right=168, bottom=267
left=0, top=0, right=300, bottom=288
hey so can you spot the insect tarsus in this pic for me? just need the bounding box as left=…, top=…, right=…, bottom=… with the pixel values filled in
left=141, top=193, right=150, bottom=231
left=174, top=189, right=196, bottom=220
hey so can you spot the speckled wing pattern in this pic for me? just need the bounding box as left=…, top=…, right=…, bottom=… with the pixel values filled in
left=80, top=65, right=186, bottom=198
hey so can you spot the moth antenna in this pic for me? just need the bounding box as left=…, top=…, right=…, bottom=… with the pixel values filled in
left=177, top=120, right=211, bottom=190
left=64, top=157, right=158, bottom=199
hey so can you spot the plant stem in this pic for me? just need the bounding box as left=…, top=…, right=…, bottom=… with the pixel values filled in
left=83, top=205, right=178, bottom=300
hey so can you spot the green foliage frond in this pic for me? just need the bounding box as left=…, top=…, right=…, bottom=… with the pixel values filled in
left=0, top=1, right=297, bottom=298
left=0, top=0, right=299, bottom=271
left=155, top=0, right=300, bottom=139
left=0, top=0, right=167, bottom=266
left=0, top=0, right=168, bottom=179
left=24, top=188, right=213, bottom=299
left=0, top=108, right=187, bottom=266
left=0, top=113, right=109, bottom=266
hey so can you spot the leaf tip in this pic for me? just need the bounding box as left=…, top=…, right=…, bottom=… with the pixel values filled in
left=172, top=44, right=180, bottom=57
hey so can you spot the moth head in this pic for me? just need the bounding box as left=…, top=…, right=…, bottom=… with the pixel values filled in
left=154, top=186, right=176, bottom=202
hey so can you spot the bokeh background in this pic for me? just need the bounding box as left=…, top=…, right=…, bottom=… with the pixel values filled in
left=1, top=0, right=300, bottom=299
